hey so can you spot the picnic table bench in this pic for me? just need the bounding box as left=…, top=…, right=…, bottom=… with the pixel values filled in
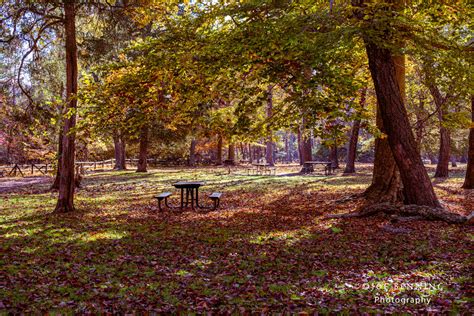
left=154, top=181, right=222, bottom=211
left=302, top=161, right=334, bottom=175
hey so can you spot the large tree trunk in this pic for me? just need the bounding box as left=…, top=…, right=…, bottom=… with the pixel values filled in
left=136, top=125, right=148, bottom=172
left=54, top=0, right=77, bottom=213
left=265, top=85, right=275, bottom=166
left=51, top=128, right=63, bottom=190
left=344, top=87, right=367, bottom=174
left=463, top=96, right=474, bottom=189
left=216, top=135, right=223, bottom=165
left=365, top=42, right=441, bottom=208
left=113, top=132, right=126, bottom=170
left=189, top=138, right=197, bottom=166
left=363, top=104, right=403, bottom=203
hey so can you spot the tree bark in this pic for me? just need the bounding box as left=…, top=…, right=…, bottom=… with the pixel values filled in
left=414, top=94, right=425, bottom=150
left=330, top=143, right=339, bottom=169
left=136, top=125, right=148, bottom=172
left=228, top=143, right=235, bottom=161
left=365, top=42, right=441, bottom=208
left=434, top=104, right=451, bottom=178
left=300, top=117, right=312, bottom=163
left=54, top=0, right=77, bottom=213
left=363, top=103, right=403, bottom=203
left=463, top=96, right=474, bottom=189
left=189, top=138, right=197, bottom=166
left=266, top=85, right=275, bottom=166
left=113, top=131, right=126, bottom=170
left=240, top=143, right=246, bottom=161
left=301, top=135, right=312, bottom=162
left=216, top=135, right=223, bottom=165
left=423, top=58, right=452, bottom=177
left=297, top=128, right=303, bottom=165
left=344, top=87, right=367, bottom=174
left=344, top=121, right=360, bottom=174
left=51, top=128, right=63, bottom=190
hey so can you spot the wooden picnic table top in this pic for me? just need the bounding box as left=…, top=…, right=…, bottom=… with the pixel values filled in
left=172, top=181, right=205, bottom=188
left=303, top=161, right=332, bottom=165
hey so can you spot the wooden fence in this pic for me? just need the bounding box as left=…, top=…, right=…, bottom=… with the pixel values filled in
left=0, top=158, right=182, bottom=177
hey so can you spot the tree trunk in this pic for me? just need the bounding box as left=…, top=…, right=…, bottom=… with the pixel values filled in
left=434, top=107, right=451, bottom=178
left=300, top=117, right=312, bottom=163
left=344, top=87, right=367, bottom=174
left=51, top=128, right=63, bottom=190
left=54, top=0, right=77, bottom=213
left=228, top=143, right=235, bottom=161
left=136, top=125, right=148, bottom=172
left=330, top=143, right=339, bottom=169
left=189, top=138, right=197, bottom=166
left=113, top=132, right=126, bottom=170
left=216, top=135, right=223, bottom=165
left=301, top=135, right=312, bottom=163
left=365, top=41, right=441, bottom=208
left=463, top=96, right=474, bottom=189
left=240, top=143, right=245, bottom=161
left=363, top=104, right=403, bottom=203
left=414, top=94, right=425, bottom=150
left=297, top=128, right=303, bottom=165
left=266, top=85, right=275, bottom=166
left=119, top=136, right=126, bottom=169
left=344, top=122, right=360, bottom=174
left=423, top=58, right=453, bottom=178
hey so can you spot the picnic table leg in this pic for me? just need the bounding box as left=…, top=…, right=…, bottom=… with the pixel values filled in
left=195, top=187, right=200, bottom=208
left=187, top=188, right=191, bottom=208
left=180, top=188, right=184, bottom=209
left=190, top=189, right=195, bottom=210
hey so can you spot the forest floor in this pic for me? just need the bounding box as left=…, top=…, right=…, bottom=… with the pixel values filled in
left=1, top=164, right=472, bottom=313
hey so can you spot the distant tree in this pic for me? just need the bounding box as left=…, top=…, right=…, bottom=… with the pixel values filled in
left=463, top=97, right=474, bottom=189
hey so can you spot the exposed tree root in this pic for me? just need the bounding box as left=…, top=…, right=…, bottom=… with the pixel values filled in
left=325, top=202, right=473, bottom=224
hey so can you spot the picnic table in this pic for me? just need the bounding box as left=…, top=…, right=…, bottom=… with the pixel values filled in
left=154, top=181, right=222, bottom=211
left=173, top=181, right=204, bottom=210
left=302, top=161, right=333, bottom=175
